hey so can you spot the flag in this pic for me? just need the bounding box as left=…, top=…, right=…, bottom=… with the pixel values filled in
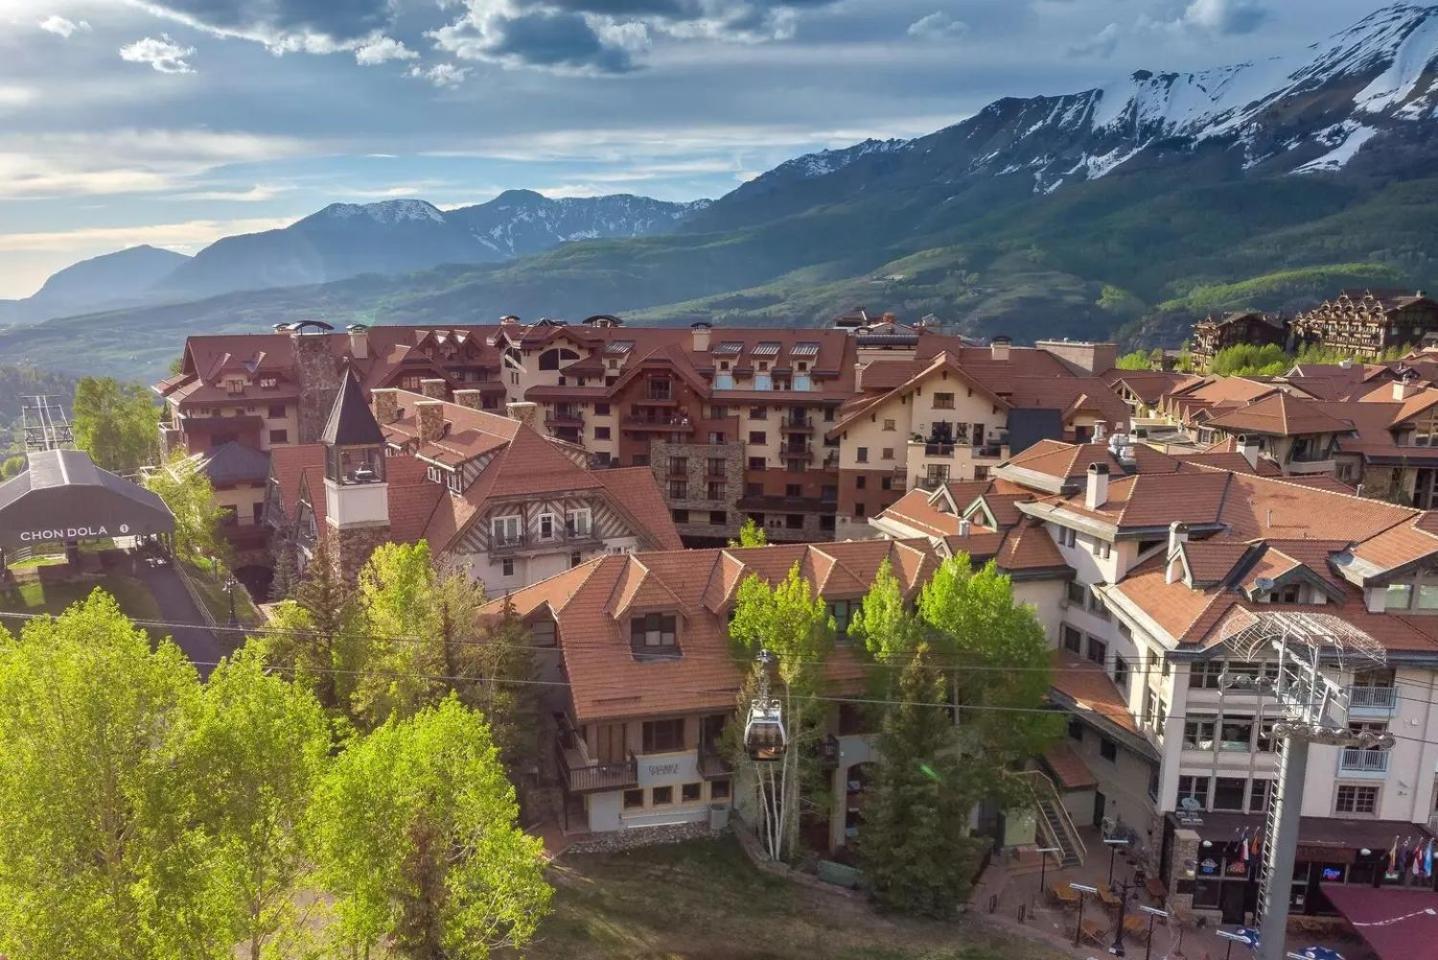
left=1251, top=830, right=1261, bottom=858
left=1387, top=836, right=1400, bottom=878
left=1426, top=839, right=1434, bottom=879
left=1240, top=828, right=1250, bottom=862
left=1414, top=844, right=1423, bottom=877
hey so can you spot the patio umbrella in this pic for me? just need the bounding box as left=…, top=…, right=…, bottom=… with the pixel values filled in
left=1288, top=948, right=1344, bottom=960
left=1231, top=927, right=1260, bottom=947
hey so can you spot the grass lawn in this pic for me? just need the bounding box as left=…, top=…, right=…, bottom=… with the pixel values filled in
left=183, top=562, right=264, bottom=627
left=524, top=837, right=1063, bottom=960
left=0, top=575, right=163, bottom=623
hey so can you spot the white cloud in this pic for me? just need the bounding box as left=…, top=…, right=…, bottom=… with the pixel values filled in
left=0, top=217, right=295, bottom=254
left=0, top=86, right=37, bottom=109
left=119, top=34, right=197, bottom=73
left=176, top=183, right=294, bottom=202
left=38, top=15, right=91, bottom=38
left=907, top=11, right=967, bottom=41
left=1067, top=22, right=1119, bottom=58
left=354, top=35, right=417, bottom=65
left=407, top=63, right=471, bottom=88
left=1155, top=0, right=1268, bottom=36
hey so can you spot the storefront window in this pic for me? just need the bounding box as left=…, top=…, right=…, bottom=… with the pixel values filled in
left=1193, top=879, right=1221, bottom=908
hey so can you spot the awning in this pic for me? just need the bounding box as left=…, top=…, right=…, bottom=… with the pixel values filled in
left=1323, top=885, right=1438, bottom=960
left=1170, top=811, right=1431, bottom=865
left=1042, top=742, right=1097, bottom=791
left=0, top=449, right=174, bottom=552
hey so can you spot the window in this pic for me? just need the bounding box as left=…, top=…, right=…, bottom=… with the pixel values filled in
left=1099, top=737, right=1117, bottom=762
left=1060, top=527, right=1077, bottom=548
left=267, top=403, right=285, bottom=418
left=566, top=508, right=592, bottom=538
left=1065, top=581, right=1086, bottom=606
left=1213, top=777, right=1247, bottom=811
left=670, top=481, right=689, bottom=499
left=883, top=419, right=896, bottom=431
left=710, top=779, right=731, bottom=800
left=502, top=558, right=515, bottom=577
left=1218, top=718, right=1253, bottom=751
left=268, top=429, right=288, bottom=444
left=710, top=510, right=727, bottom=525
left=1419, top=584, right=1438, bottom=610
left=933, top=393, right=955, bottom=410
left=748, top=457, right=765, bottom=470
left=682, top=782, right=702, bottom=803
left=881, top=448, right=894, bottom=461
left=1097, top=540, right=1112, bottom=559
left=749, top=431, right=767, bottom=444
left=856, top=476, right=866, bottom=490
left=538, top=513, right=557, bottom=541
left=1177, top=776, right=1209, bottom=810
left=1184, top=716, right=1217, bottom=750
left=1257, top=718, right=1278, bottom=752
left=856, top=447, right=869, bottom=464
left=1068, top=717, right=1084, bottom=742
left=1113, top=654, right=1130, bottom=692
left=631, top=613, right=677, bottom=652
left=829, top=599, right=854, bottom=636
left=595, top=403, right=610, bottom=415
left=623, top=789, right=644, bottom=809
left=595, top=427, right=611, bottom=440
left=1086, top=637, right=1107, bottom=666
left=1062, top=626, right=1083, bottom=655
left=260, top=378, right=278, bottom=390
left=750, top=407, right=767, bottom=419
left=1250, top=779, right=1272, bottom=812
left=651, top=786, right=673, bottom=806
left=1386, top=583, right=1413, bottom=609
left=1336, top=785, right=1379, bottom=815
left=642, top=718, right=684, bottom=753
left=672, top=509, right=689, bottom=523
left=492, top=515, right=522, bottom=546
left=647, top=378, right=671, bottom=401
left=570, top=552, right=582, bottom=568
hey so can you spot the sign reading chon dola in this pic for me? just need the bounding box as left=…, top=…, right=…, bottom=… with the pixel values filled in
left=17, top=523, right=131, bottom=543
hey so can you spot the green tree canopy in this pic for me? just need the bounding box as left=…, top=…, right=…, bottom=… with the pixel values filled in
left=307, top=698, right=551, bottom=959
left=73, top=377, right=157, bottom=474
left=728, top=516, right=768, bottom=547
left=144, top=451, right=226, bottom=564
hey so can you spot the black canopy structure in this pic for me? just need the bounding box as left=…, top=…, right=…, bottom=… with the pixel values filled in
left=0, top=449, right=174, bottom=554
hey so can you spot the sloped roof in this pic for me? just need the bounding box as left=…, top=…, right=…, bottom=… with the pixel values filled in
left=195, top=441, right=272, bottom=486
left=0, top=449, right=174, bottom=551
left=321, top=369, right=385, bottom=446
left=1204, top=392, right=1353, bottom=437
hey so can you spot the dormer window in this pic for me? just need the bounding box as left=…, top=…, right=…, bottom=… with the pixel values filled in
left=538, top=513, right=557, bottom=541
left=565, top=508, right=591, bottom=538
left=630, top=612, right=678, bottom=657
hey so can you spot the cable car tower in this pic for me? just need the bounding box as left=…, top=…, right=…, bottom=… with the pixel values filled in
left=20, top=395, right=73, bottom=453
left=1216, top=609, right=1394, bottom=960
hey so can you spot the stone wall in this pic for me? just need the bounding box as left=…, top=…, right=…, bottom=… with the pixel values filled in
left=325, top=522, right=391, bottom=585
left=651, top=439, right=744, bottom=541
left=294, top=334, right=342, bottom=443
left=565, top=820, right=717, bottom=855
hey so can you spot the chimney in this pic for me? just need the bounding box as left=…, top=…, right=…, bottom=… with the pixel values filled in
left=1085, top=462, right=1110, bottom=509
left=958, top=518, right=972, bottom=537
left=453, top=389, right=484, bottom=410
left=854, top=361, right=866, bottom=392
left=991, top=335, right=1011, bottom=362
left=1393, top=377, right=1418, bottom=401
left=1166, top=522, right=1190, bottom=584
left=416, top=401, right=446, bottom=443
left=506, top=401, right=539, bottom=428
left=347, top=324, right=369, bottom=360
left=371, top=388, right=399, bottom=425
left=1092, top=420, right=1107, bottom=442
left=691, top=321, right=712, bottom=352
left=1339, top=357, right=1354, bottom=370
left=420, top=378, right=448, bottom=400
left=1236, top=434, right=1260, bottom=470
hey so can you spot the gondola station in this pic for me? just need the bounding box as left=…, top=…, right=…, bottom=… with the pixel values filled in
left=0, top=449, right=175, bottom=577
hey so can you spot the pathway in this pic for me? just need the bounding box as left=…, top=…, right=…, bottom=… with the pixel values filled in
left=132, top=555, right=228, bottom=678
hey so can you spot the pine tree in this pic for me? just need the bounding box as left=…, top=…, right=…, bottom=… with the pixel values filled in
left=270, top=537, right=357, bottom=713
left=860, top=642, right=983, bottom=917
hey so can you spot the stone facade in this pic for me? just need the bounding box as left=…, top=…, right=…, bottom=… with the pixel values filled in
left=1163, top=827, right=1211, bottom=923
left=293, top=333, right=343, bottom=444
left=650, top=439, right=745, bottom=542
left=565, top=820, right=717, bottom=855
left=324, top=522, right=391, bottom=585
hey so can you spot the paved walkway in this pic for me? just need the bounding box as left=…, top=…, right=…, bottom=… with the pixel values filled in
left=132, top=555, right=228, bottom=678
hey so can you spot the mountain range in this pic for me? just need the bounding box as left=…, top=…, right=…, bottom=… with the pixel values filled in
left=5, top=2, right=1438, bottom=380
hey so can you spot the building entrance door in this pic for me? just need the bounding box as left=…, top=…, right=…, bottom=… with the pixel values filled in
left=1220, top=881, right=1247, bottom=924
left=596, top=723, right=625, bottom=763
left=1092, top=791, right=1106, bottom=828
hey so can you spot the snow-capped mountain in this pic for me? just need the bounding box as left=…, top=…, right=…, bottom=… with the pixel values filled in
left=693, top=2, right=1438, bottom=230
left=151, top=192, right=708, bottom=301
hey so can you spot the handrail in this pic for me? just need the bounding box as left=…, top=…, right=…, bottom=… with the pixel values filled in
left=1019, top=769, right=1087, bottom=863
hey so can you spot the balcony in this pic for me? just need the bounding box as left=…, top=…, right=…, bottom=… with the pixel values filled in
left=1339, top=748, right=1390, bottom=775
left=490, top=527, right=599, bottom=555
left=545, top=408, right=585, bottom=428
left=556, top=742, right=638, bottom=794
left=1348, top=685, right=1398, bottom=714
left=783, top=417, right=814, bottom=433
left=623, top=415, right=693, bottom=432
left=780, top=442, right=813, bottom=459
left=923, top=442, right=955, bottom=457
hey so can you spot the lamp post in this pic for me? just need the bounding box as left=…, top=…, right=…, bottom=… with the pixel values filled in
left=1217, top=929, right=1255, bottom=960
left=225, top=574, right=237, bottom=626
left=1071, top=882, right=1099, bottom=947
left=1138, top=905, right=1168, bottom=960
left=1103, top=836, right=1131, bottom=886
left=1035, top=846, right=1061, bottom=900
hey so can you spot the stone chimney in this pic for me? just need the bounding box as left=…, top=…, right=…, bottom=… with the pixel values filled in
left=1085, top=462, right=1109, bottom=510
left=371, top=388, right=399, bottom=425
left=347, top=324, right=369, bottom=360
left=506, top=401, right=539, bottom=429
left=416, top=401, right=446, bottom=443
left=1236, top=434, right=1260, bottom=470
left=991, top=335, right=1012, bottom=363
left=453, top=389, right=484, bottom=410
left=420, top=378, right=448, bottom=400
left=691, top=321, right=712, bottom=352
left=291, top=328, right=342, bottom=444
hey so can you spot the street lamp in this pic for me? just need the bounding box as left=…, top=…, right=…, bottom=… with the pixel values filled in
left=1138, top=905, right=1168, bottom=960
left=1218, top=929, right=1259, bottom=960
left=1103, top=836, right=1131, bottom=886
left=1071, top=882, right=1099, bottom=947
left=1035, top=846, right=1061, bottom=900
left=225, top=574, right=237, bottom=626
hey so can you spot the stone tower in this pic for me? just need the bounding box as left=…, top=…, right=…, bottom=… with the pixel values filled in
left=293, top=327, right=343, bottom=444
left=321, top=368, right=391, bottom=583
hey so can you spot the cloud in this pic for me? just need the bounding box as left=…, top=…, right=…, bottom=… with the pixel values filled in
left=0, top=86, right=37, bottom=109
left=176, top=183, right=294, bottom=202
left=354, top=35, right=417, bottom=65
left=407, top=63, right=472, bottom=88
left=38, top=15, right=91, bottom=38
left=1067, top=22, right=1118, bottom=58
left=121, top=0, right=393, bottom=54
left=119, top=34, right=197, bottom=73
left=906, top=11, right=967, bottom=41
left=1177, top=0, right=1268, bottom=35
left=0, top=217, right=295, bottom=254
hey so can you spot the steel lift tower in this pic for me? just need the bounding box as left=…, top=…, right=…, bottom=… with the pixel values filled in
left=1217, top=609, right=1395, bottom=960
left=19, top=395, right=74, bottom=453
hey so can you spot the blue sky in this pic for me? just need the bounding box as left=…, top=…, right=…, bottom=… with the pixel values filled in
left=0, top=0, right=1396, bottom=297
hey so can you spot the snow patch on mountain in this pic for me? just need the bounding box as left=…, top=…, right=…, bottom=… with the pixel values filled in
left=317, top=200, right=445, bottom=225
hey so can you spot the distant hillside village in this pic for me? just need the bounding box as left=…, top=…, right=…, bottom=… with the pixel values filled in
left=84, top=281, right=1438, bottom=941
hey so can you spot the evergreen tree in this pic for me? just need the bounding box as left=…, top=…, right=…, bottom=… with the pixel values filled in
left=264, top=537, right=357, bottom=713
left=861, top=643, right=984, bottom=917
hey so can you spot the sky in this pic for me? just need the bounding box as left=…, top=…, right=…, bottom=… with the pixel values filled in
left=0, top=0, right=1401, bottom=298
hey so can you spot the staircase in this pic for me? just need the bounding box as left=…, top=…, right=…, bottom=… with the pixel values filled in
left=1022, top=770, right=1086, bottom=868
